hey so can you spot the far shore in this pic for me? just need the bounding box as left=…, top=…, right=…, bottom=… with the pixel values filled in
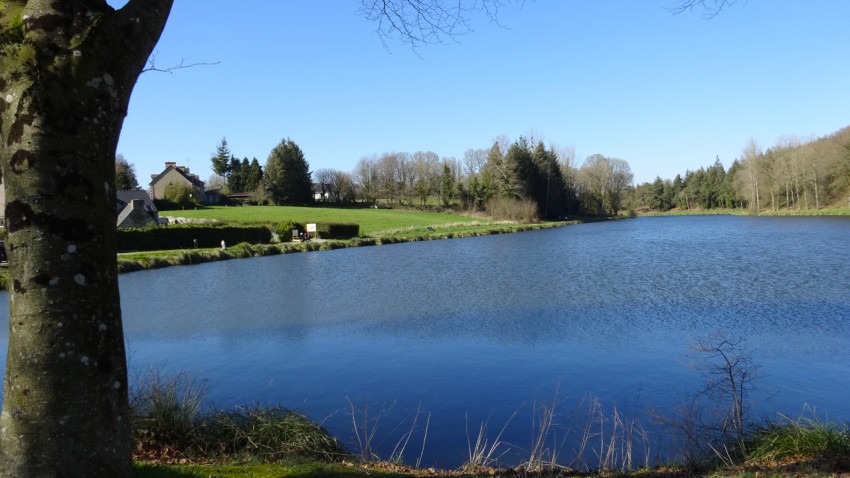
left=635, top=206, right=850, bottom=217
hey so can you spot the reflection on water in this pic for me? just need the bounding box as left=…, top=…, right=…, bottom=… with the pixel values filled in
left=1, top=216, right=849, bottom=468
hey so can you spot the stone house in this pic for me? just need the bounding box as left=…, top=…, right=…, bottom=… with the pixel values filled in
left=149, top=162, right=205, bottom=203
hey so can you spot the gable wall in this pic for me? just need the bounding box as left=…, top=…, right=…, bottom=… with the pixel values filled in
left=150, top=169, right=197, bottom=200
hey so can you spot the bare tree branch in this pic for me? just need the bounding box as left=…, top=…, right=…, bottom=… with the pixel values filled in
left=358, top=0, right=516, bottom=51
left=670, top=0, right=742, bottom=19
left=143, top=50, right=220, bottom=74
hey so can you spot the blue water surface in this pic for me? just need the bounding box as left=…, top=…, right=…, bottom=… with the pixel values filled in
left=1, top=216, right=849, bottom=468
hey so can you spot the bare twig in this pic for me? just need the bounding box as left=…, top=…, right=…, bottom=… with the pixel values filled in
left=347, top=397, right=395, bottom=461
left=358, top=0, right=518, bottom=51
left=669, top=0, right=742, bottom=19
left=143, top=50, right=220, bottom=74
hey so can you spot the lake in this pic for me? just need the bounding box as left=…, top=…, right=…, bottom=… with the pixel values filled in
left=1, top=215, right=849, bottom=469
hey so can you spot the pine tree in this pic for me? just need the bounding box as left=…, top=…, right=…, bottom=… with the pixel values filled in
left=264, top=138, right=313, bottom=205
left=211, top=137, right=232, bottom=177
left=440, top=163, right=455, bottom=206
left=531, top=142, right=569, bottom=219
left=503, top=137, right=534, bottom=200
left=246, top=158, right=264, bottom=192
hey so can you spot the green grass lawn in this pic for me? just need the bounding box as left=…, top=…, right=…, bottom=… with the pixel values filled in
left=161, top=206, right=487, bottom=236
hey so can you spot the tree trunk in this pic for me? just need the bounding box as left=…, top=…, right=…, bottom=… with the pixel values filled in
left=0, top=2, right=172, bottom=476
left=811, top=164, right=820, bottom=209
left=794, top=166, right=801, bottom=210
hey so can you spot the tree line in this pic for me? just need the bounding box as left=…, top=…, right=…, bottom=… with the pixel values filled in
left=631, top=126, right=850, bottom=213
left=136, top=124, right=850, bottom=218
left=200, top=134, right=636, bottom=220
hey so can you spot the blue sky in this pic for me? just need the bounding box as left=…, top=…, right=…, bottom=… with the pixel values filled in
left=115, top=1, right=850, bottom=185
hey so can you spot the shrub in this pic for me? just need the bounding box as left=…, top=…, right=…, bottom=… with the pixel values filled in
left=484, top=197, right=539, bottom=222
left=275, top=220, right=303, bottom=242
left=163, top=183, right=201, bottom=209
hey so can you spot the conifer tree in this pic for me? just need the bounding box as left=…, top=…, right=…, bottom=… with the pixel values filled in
left=264, top=138, right=313, bottom=205
left=211, top=137, right=233, bottom=177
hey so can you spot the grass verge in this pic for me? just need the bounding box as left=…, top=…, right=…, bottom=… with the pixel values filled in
left=637, top=207, right=850, bottom=217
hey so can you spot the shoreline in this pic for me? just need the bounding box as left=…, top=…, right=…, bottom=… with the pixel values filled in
left=0, top=220, right=582, bottom=290
left=114, top=219, right=579, bottom=274
left=4, top=208, right=847, bottom=288
left=635, top=207, right=850, bottom=217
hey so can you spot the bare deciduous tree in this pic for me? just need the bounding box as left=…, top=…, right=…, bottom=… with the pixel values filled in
left=463, top=148, right=488, bottom=177
left=578, top=154, right=633, bottom=215
left=690, top=333, right=760, bottom=451
left=651, top=332, right=761, bottom=464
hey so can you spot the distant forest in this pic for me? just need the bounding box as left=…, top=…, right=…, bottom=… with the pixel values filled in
left=629, top=126, right=850, bottom=213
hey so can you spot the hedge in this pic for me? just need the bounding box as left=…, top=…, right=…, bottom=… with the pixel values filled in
left=277, top=222, right=360, bottom=240
left=316, top=223, right=359, bottom=239
left=117, top=225, right=272, bottom=252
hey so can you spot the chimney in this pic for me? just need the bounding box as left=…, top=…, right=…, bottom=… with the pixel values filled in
left=165, top=161, right=176, bottom=168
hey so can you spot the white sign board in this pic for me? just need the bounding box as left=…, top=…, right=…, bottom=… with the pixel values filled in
left=306, top=223, right=317, bottom=233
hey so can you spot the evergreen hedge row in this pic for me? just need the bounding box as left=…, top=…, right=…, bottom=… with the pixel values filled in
left=316, top=223, right=359, bottom=239
left=117, top=225, right=272, bottom=252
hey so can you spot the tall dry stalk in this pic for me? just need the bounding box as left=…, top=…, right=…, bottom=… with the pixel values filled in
left=387, top=403, right=430, bottom=466
left=347, top=398, right=394, bottom=461
left=462, top=411, right=516, bottom=472
left=523, top=387, right=570, bottom=471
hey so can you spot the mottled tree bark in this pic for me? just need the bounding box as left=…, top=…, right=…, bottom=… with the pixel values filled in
left=0, top=1, right=172, bottom=476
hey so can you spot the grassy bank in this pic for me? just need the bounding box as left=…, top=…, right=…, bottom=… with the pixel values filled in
left=637, top=207, right=850, bottom=217
left=112, top=220, right=575, bottom=274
